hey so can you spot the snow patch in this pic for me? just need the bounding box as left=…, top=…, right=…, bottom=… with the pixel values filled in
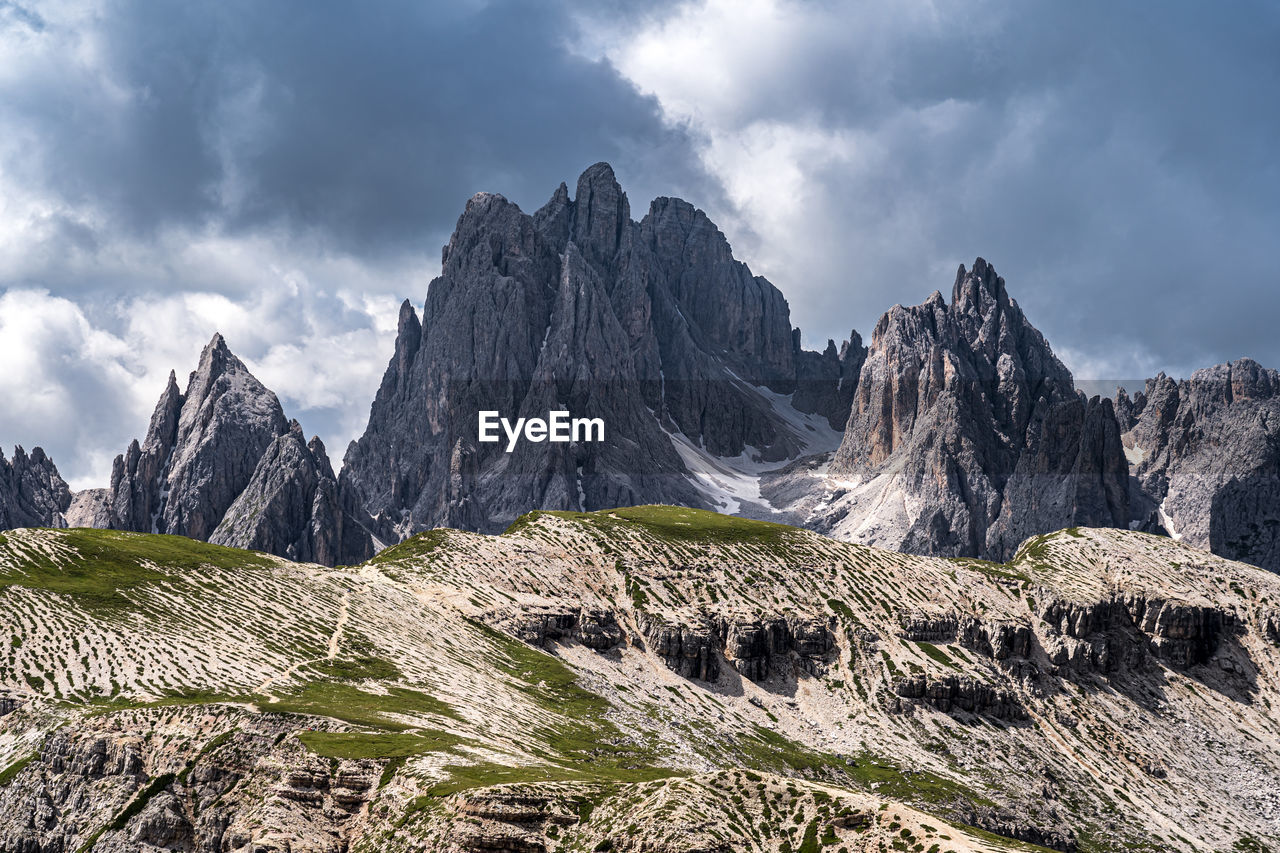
left=1159, top=497, right=1182, bottom=541
left=666, top=383, right=843, bottom=514
left=669, top=432, right=771, bottom=515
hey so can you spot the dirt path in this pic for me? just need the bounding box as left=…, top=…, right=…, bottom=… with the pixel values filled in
left=254, top=588, right=351, bottom=703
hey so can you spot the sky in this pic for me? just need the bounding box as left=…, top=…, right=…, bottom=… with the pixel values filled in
left=1, top=0, right=1277, bottom=489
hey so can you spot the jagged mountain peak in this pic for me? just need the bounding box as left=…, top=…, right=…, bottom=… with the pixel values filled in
left=307, top=434, right=331, bottom=468
left=813, top=257, right=1127, bottom=560
left=571, top=164, right=629, bottom=267
left=192, top=331, right=234, bottom=377
left=0, top=443, right=71, bottom=529
left=98, top=337, right=372, bottom=564
left=951, top=256, right=1006, bottom=308
left=1123, top=355, right=1280, bottom=571
left=341, top=163, right=853, bottom=537
left=1188, top=357, right=1280, bottom=403
left=395, top=297, right=418, bottom=330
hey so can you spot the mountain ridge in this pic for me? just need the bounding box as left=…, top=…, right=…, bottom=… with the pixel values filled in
left=0, top=508, right=1277, bottom=850
left=4, top=163, right=1280, bottom=577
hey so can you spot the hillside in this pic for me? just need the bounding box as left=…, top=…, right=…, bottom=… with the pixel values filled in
left=1, top=511, right=1278, bottom=851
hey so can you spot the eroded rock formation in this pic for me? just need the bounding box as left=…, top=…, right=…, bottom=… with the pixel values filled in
left=0, top=445, right=71, bottom=530
left=1122, top=358, right=1280, bottom=571
left=819, top=258, right=1129, bottom=560
left=340, top=163, right=861, bottom=540
left=99, top=334, right=372, bottom=565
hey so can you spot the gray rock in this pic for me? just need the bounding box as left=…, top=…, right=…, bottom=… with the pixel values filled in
left=101, top=334, right=372, bottom=565
left=893, top=673, right=1027, bottom=720
left=64, top=488, right=112, bottom=528
left=639, top=613, right=722, bottom=682
left=959, top=617, right=1032, bottom=660
left=1125, top=358, right=1280, bottom=571
left=107, top=335, right=287, bottom=540
left=792, top=331, right=867, bottom=430
left=341, top=163, right=855, bottom=540
left=210, top=423, right=371, bottom=565
left=823, top=259, right=1129, bottom=560
left=1037, top=593, right=1237, bottom=673
left=0, top=445, right=71, bottom=530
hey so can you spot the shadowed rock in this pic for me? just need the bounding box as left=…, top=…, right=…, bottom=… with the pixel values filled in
left=1123, top=358, right=1280, bottom=571
left=341, top=163, right=859, bottom=540
left=821, top=259, right=1129, bottom=559
left=100, top=334, right=372, bottom=565
left=0, top=445, right=71, bottom=529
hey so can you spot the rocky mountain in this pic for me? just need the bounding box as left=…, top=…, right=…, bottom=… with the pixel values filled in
left=337, top=170, right=1140, bottom=563
left=340, top=163, right=859, bottom=540
left=98, top=334, right=373, bottom=565
left=0, top=445, right=71, bottom=529
left=1119, top=358, right=1280, bottom=571
left=8, top=164, right=1276, bottom=580
left=1, top=510, right=1278, bottom=851
left=768, top=259, right=1129, bottom=561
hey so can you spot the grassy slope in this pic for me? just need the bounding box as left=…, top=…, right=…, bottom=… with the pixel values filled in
left=0, top=528, right=273, bottom=610
left=4, top=512, right=1270, bottom=852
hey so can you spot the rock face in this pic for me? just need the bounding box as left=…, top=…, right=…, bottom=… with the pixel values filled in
left=500, top=606, right=626, bottom=651
left=340, top=163, right=860, bottom=539
left=1121, top=358, right=1280, bottom=571
left=100, top=334, right=372, bottom=565
left=209, top=423, right=363, bottom=565
left=1037, top=594, right=1239, bottom=674
left=64, top=488, right=113, bottom=528
left=816, top=259, right=1129, bottom=560
left=637, top=610, right=834, bottom=683
left=107, top=336, right=286, bottom=540
left=893, top=673, right=1027, bottom=720
left=0, top=445, right=71, bottom=530
left=0, top=707, right=379, bottom=853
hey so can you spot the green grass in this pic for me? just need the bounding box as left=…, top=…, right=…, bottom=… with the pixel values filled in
left=736, top=726, right=998, bottom=818
left=738, top=725, right=847, bottom=776
left=507, top=505, right=804, bottom=549
left=826, top=598, right=856, bottom=622
left=297, top=729, right=468, bottom=760
left=441, top=620, right=675, bottom=787
left=915, top=642, right=957, bottom=668
left=78, top=771, right=178, bottom=849
left=0, top=752, right=35, bottom=786
left=422, top=762, right=655, bottom=797
left=365, top=529, right=452, bottom=565
left=261, top=683, right=459, bottom=731
left=798, top=817, right=821, bottom=853
left=109, top=771, right=175, bottom=829
left=304, top=654, right=403, bottom=682
left=949, top=557, right=1031, bottom=584
left=0, top=528, right=272, bottom=611
left=176, top=730, right=236, bottom=783
left=82, top=688, right=248, bottom=714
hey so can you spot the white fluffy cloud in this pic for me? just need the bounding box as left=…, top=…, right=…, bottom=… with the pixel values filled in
left=0, top=241, right=412, bottom=489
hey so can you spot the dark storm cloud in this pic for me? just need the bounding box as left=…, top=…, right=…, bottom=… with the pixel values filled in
left=0, top=0, right=717, bottom=485
left=665, top=0, right=1280, bottom=382
left=2, top=0, right=711, bottom=264
left=2, top=0, right=1278, bottom=486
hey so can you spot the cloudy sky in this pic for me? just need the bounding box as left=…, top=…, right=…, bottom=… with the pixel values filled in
left=1, top=0, right=1276, bottom=488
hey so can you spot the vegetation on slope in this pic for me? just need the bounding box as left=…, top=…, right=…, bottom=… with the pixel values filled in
left=0, top=528, right=272, bottom=611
